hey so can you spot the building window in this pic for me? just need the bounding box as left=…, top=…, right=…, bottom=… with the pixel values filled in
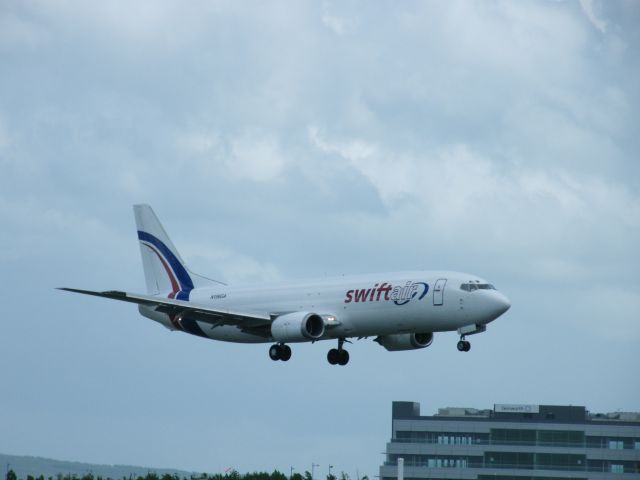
left=635, top=441, right=640, bottom=449
left=435, top=434, right=473, bottom=445
left=424, top=457, right=469, bottom=469
left=478, top=477, right=588, bottom=480
left=608, top=440, right=624, bottom=449
left=489, top=428, right=588, bottom=447
left=491, top=428, right=536, bottom=445
left=485, top=452, right=534, bottom=469
left=535, top=453, right=586, bottom=470
left=610, top=464, right=624, bottom=473
left=538, top=429, right=585, bottom=447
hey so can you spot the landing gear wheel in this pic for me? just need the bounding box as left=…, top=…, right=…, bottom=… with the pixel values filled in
left=328, top=337, right=351, bottom=366
left=338, top=349, right=350, bottom=366
left=327, top=348, right=340, bottom=365
left=463, top=341, right=471, bottom=352
left=457, top=340, right=471, bottom=352
left=280, top=344, right=292, bottom=361
left=269, top=344, right=282, bottom=361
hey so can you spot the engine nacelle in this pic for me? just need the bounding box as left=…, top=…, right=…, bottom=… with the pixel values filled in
left=271, top=312, right=325, bottom=342
left=375, top=332, right=434, bottom=351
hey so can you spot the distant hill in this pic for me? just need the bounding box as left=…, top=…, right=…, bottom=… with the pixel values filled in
left=0, top=454, right=194, bottom=480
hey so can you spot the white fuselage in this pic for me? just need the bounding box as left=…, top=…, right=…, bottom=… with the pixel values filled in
left=62, top=205, right=512, bottom=363
left=139, top=270, right=511, bottom=343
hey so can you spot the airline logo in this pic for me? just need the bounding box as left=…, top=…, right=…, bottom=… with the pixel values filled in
left=344, top=281, right=429, bottom=306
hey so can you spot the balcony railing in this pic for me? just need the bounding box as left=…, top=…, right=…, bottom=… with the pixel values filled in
left=390, top=438, right=634, bottom=449
left=382, top=461, right=638, bottom=474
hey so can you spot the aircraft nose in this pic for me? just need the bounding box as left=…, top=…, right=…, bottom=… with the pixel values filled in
left=493, top=293, right=511, bottom=317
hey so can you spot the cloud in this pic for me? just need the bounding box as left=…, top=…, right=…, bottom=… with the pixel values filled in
left=1, top=0, right=639, bottom=475
left=176, top=128, right=287, bottom=183
left=0, top=114, right=10, bottom=151
left=0, top=9, right=49, bottom=50
left=229, top=133, right=287, bottom=183
left=308, top=126, right=640, bottom=287
left=183, top=241, right=283, bottom=284
left=0, top=196, right=125, bottom=265
left=579, top=0, right=607, bottom=33
left=320, top=0, right=357, bottom=35
left=176, top=129, right=221, bottom=155
left=570, top=287, right=640, bottom=341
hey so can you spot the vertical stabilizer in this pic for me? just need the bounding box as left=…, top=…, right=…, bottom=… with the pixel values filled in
left=134, top=204, right=223, bottom=298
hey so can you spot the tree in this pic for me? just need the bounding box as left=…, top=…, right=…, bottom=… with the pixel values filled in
left=268, top=471, right=286, bottom=480
left=6, top=470, right=17, bottom=480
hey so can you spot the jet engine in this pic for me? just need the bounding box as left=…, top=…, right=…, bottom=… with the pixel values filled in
left=271, top=312, right=325, bottom=342
left=375, top=332, right=434, bottom=351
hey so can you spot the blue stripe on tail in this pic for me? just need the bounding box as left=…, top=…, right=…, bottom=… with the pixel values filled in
left=137, top=231, right=194, bottom=292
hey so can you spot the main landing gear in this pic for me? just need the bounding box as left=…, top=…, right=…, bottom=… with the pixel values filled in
left=327, top=338, right=350, bottom=366
left=269, top=343, right=292, bottom=361
left=457, top=337, right=471, bottom=352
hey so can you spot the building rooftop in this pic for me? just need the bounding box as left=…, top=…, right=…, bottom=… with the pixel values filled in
left=392, top=401, right=640, bottom=424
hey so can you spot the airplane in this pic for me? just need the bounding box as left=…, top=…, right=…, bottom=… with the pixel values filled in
left=60, top=204, right=511, bottom=366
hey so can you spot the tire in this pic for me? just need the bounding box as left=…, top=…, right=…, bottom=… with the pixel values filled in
left=327, top=348, right=340, bottom=365
left=457, top=340, right=466, bottom=352
left=269, top=344, right=281, bottom=361
left=280, top=344, right=292, bottom=361
left=463, top=341, right=471, bottom=352
left=338, top=349, right=350, bottom=366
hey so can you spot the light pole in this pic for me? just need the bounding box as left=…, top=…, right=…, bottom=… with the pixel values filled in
left=328, top=466, right=333, bottom=479
left=290, top=467, right=294, bottom=480
left=311, top=464, right=319, bottom=480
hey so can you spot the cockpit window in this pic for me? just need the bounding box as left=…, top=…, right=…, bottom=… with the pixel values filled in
left=460, top=282, right=495, bottom=291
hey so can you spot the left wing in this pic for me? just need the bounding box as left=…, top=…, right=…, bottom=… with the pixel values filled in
left=58, top=288, right=272, bottom=329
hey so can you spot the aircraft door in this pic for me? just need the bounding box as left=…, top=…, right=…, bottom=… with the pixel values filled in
left=433, top=278, right=447, bottom=306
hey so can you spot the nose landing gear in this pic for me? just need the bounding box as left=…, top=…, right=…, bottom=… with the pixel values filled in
left=456, top=324, right=485, bottom=352
left=269, top=343, right=292, bottom=361
left=327, top=338, right=350, bottom=365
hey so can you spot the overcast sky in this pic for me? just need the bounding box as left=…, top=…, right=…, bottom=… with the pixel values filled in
left=1, top=0, right=639, bottom=477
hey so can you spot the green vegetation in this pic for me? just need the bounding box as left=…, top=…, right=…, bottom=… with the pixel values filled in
left=6, top=470, right=359, bottom=480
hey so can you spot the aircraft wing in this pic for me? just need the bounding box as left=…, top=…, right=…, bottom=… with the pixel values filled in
left=58, top=288, right=273, bottom=328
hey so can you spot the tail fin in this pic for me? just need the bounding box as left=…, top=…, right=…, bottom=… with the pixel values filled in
left=133, top=204, right=224, bottom=298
